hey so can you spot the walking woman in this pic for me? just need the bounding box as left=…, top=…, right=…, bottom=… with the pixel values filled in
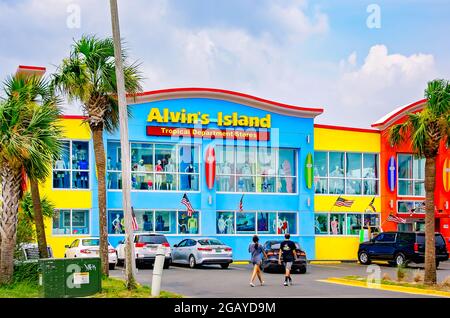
left=248, top=235, right=267, bottom=287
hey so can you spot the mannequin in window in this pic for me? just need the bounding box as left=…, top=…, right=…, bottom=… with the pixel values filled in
left=330, top=165, right=344, bottom=194
left=54, top=156, right=66, bottom=188
left=331, top=217, right=339, bottom=235
left=155, top=160, right=163, bottom=190
left=225, top=215, right=234, bottom=234
left=112, top=214, right=123, bottom=234
left=242, top=163, right=253, bottom=192
left=137, top=158, right=146, bottom=189
left=178, top=213, right=188, bottom=234
left=282, top=159, right=293, bottom=193
left=143, top=214, right=152, bottom=232
left=107, top=157, right=113, bottom=189
left=187, top=215, right=198, bottom=234
left=185, top=163, right=195, bottom=190
left=165, top=158, right=175, bottom=190
left=281, top=217, right=289, bottom=234
left=221, top=162, right=231, bottom=191
left=364, top=168, right=375, bottom=195
left=217, top=214, right=226, bottom=234
left=78, top=155, right=89, bottom=189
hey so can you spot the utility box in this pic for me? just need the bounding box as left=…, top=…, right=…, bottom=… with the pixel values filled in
left=39, top=258, right=102, bottom=298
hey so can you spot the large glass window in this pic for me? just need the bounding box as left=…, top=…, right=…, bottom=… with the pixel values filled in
left=314, top=213, right=329, bottom=234
left=216, top=146, right=297, bottom=193
left=107, top=142, right=200, bottom=191
left=315, top=212, right=379, bottom=236
left=397, top=201, right=425, bottom=214
left=346, top=213, right=362, bottom=235
left=53, top=140, right=90, bottom=189
left=398, top=154, right=425, bottom=196
left=52, top=209, right=90, bottom=235
left=216, top=211, right=297, bottom=235
left=108, top=209, right=197, bottom=235
left=314, top=151, right=379, bottom=195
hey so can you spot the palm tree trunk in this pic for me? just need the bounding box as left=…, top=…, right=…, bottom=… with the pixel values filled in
left=424, top=156, right=437, bottom=284
left=0, top=162, right=22, bottom=284
left=92, top=126, right=109, bottom=276
left=29, top=179, right=49, bottom=259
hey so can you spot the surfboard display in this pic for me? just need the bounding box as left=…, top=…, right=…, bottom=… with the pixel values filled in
left=443, top=158, right=450, bottom=193
left=305, top=153, right=313, bottom=189
left=388, top=156, right=396, bottom=192
left=205, top=146, right=216, bottom=190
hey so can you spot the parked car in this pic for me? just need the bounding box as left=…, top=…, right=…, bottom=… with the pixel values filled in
left=64, top=238, right=118, bottom=270
left=171, top=238, right=233, bottom=269
left=261, top=240, right=307, bottom=274
left=358, top=231, right=449, bottom=267
left=116, top=233, right=171, bottom=269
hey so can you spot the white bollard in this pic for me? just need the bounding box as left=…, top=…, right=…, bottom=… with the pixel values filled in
left=151, top=245, right=165, bottom=297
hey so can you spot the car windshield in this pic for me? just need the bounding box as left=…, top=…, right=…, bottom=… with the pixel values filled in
left=270, top=242, right=300, bottom=250
left=138, top=235, right=168, bottom=244
left=82, top=239, right=100, bottom=246
left=198, top=239, right=223, bottom=246
left=417, top=234, right=446, bottom=245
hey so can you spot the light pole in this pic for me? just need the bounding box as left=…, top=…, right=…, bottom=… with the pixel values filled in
left=109, top=0, right=137, bottom=289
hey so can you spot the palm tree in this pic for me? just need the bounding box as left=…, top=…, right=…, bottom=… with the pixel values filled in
left=52, top=35, right=142, bottom=276
left=389, top=79, right=450, bottom=285
left=0, top=83, right=62, bottom=284
left=3, top=74, right=63, bottom=259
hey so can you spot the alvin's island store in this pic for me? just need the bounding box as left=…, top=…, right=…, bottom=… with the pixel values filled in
left=42, top=87, right=450, bottom=261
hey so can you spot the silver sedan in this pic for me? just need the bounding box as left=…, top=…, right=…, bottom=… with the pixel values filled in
left=171, top=238, right=233, bottom=269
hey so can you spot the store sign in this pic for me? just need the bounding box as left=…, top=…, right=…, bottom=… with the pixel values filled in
left=146, top=126, right=270, bottom=141
left=147, top=108, right=271, bottom=128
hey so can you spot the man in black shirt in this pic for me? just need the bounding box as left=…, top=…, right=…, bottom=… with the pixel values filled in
left=278, top=233, right=297, bottom=286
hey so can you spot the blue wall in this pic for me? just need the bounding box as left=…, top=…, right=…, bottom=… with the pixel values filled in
left=95, top=98, right=316, bottom=260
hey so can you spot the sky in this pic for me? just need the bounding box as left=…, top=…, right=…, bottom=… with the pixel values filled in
left=0, top=0, right=449, bottom=128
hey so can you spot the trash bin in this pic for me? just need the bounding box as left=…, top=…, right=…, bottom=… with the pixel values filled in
left=39, top=257, right=102, bottom=298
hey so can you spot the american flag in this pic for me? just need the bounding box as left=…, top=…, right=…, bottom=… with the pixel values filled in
left=181, top=193, right=194, bottom=217
left=131, top=207, right=139, bottom=231
left=334, top=196, right=354, bottom=207
left=386, top=214, right=406, bottom=224
left=239, top=194, right=244, bottom=212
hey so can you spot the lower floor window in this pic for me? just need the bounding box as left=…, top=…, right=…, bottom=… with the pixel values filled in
left=52, top=209, right=90, bottom=235
left=315, top=212, right=380, bottom=236
left=216, top=211, right=298, bottom=235
left=107, top=209, right=200, bottom=235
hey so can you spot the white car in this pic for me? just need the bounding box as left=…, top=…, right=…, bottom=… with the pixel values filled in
left=64, top=238, right=118, bottom=270
left=116, top=233, right=171, bottom=269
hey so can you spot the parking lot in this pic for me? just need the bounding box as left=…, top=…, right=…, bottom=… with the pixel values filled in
left=110, top=261, right=450, bottom=298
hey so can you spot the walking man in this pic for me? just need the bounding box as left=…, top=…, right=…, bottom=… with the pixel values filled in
left=278, top=233, right=298, bottom=286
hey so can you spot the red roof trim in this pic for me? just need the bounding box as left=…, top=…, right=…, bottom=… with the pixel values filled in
left=371, top=99, right=427, bottom=128
left=129, top=88, right=324, bottom=114
left=60, top=115, right=87, bottom=120
left=314, top=124, right=380, bottom=134
left=18, top=65, right=46, bottom=71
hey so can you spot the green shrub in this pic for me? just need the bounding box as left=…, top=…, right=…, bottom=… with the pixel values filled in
left=13, top=262, right=40, bottom=285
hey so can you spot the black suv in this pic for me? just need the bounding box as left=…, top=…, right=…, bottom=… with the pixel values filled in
left=358, top=232, right=449, bottom=267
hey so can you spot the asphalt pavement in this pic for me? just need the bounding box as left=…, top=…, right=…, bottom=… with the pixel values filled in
left=110, top=260, right=450, bottom=298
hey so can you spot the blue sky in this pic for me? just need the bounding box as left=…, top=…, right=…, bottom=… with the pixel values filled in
left=0, top=0, right=449, bottom=127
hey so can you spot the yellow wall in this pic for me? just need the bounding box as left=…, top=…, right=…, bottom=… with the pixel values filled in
left=42, top=118, right=92, bottom=258
left=315, top=237, right=360, bottom=260
left=314, top=126, right=380, bottom=260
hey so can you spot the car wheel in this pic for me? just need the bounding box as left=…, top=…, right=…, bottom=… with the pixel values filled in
left=220, top=263, right=230, bottom=269
left=117, top=258, right=124, bottom=267
left=109, top=263, right=116, bottom=270
left=299, top=266, right=307, bottom=274
left=394, top=253, right=407, bottom=267
left=189, top=255, right=197, bottom=269
left=163, top=261, right=170, bottom=269
left=358, top=251, right=371, bottom=265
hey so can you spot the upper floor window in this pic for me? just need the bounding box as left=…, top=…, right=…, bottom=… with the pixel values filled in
left=106, top=142, right=200, bottom=191
left=314, top=152, right=379, bottom=195
left=215, top=146, right=297, bottom=193
left=53, top=140, right=90, bottom=189
left=398, top=154, right=425, bottom=196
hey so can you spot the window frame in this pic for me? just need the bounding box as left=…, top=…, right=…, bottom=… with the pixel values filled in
left=52, top=209, right=91, bottom=236
left=216, top=146, right=299, bottom=195
left=314, top=151, right=380, bottom=196
left=314, top=212, right=380, bottom=237
left=52, top=139, right=91, bottom=191
left=397, top=153, right=425, bottom=198
left=215, top=210, right=299, bottom=236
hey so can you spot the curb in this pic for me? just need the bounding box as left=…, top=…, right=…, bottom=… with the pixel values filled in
left=310, top=261, right=342, bottom=265
left=232, top=261, right=250, bottom=265
left=320, top=277, right=450, bottom=298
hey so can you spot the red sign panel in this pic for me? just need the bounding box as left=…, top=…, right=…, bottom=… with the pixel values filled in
left=205, top=146, right=216, bottom=190
left=146, top=126, right=270, bottom=141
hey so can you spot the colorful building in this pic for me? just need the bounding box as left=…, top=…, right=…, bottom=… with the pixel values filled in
left=19, top=65, right=447, bottom=261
